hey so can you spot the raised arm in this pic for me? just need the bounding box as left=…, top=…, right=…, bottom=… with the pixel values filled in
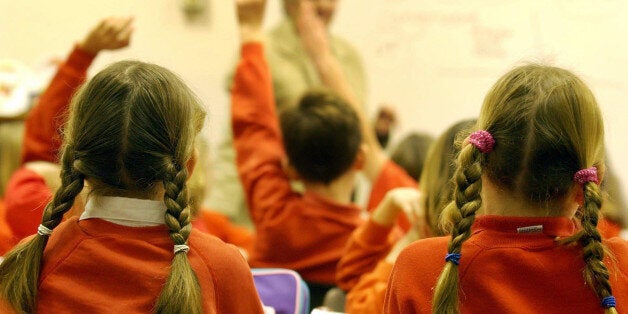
left=294, top=1, right=387, bottom=181
left=337, top=187, right=422, bottom=290
left=339, top=188, right=425, bottom=313
left=7, top=17, right=133, bottom=240
left=21, top=16, right=134, bottom=165
left=232, top=0, right=300, bottom=223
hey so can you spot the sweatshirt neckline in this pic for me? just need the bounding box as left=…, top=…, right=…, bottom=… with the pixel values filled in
left=473, top=215, right=577, bottom=237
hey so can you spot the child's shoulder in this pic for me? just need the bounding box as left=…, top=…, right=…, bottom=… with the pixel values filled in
left=188, top=230, right=246, bottom=263
left=603, top=236, right=628, bottom=263
left=406, top=235, right=450, bottom=252
left=188, top=230, right=251, bottom=279
left=396, top=236, right=450, bottom=270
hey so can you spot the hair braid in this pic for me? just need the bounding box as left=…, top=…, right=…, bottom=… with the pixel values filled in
left=579, top=182, right=618, bottom=314
left=162, top=163, right=191, bottom=245
left=154, top=162, right=202, bottom=314
left=432, top=143, right=484, bottom=314
left=0, top=148, right=85, bottom=313
left=41, top=153, right=85, bottom=230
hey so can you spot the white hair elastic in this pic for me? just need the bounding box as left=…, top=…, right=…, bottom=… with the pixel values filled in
left=174, top=244, right=190, bottom=254
left=37, top=224, right=53, bottom=236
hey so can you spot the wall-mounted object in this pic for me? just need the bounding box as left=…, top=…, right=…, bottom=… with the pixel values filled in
left=181, top=0, right=207, bottom=16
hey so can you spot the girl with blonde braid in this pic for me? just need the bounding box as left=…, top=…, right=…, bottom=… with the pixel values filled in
left=0, top=59, right=263, bottom=313
left=384, top=65, right=628, bottom=313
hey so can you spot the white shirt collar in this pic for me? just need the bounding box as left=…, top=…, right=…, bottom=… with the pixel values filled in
left=79, top=196, right=166, bottom=227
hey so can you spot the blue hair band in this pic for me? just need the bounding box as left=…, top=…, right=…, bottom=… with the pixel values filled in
left=445, top=253, right=461, bottom=265
left=601, top=296, right=616, bottom=308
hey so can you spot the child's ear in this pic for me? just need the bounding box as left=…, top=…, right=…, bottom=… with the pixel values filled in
left=282, top=157, right=301, bottom=180
left=352, top=145, right=367, bottom=170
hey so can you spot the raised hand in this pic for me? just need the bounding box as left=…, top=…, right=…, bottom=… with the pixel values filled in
left=372, top=187, right=423, bottom=227
left=79, top=16, right=134, bottom=55
left=235, top=0, right=266, bottom=43
left=295, top=0, right=330, bottom=62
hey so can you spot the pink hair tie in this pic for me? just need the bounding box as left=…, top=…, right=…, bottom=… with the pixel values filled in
left=468, top=130, right=495, bottom=153
left=574, top=167, right=599, bottom=184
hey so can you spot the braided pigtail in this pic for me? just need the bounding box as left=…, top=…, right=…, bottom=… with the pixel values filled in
left=576, top=169, right=617, bottom=313
left=0, top=148, right=84, bottom=313
left=432, top=130, right=493, bottom=314
left=154, top=162, right=202, bottom=314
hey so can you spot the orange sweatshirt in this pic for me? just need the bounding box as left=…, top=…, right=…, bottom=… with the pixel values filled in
left=336, top=219, right=399, bottom=291
left=336, top=218, right=400, bottom=313
left=366, top=162, right=417, bottom=231
left=384, top=216, right=628, bottom=313
left=339, top=216, right=626, bottom=314
left=598, top=217, right=622, bottom=239
left=232, top=43, right=414, bottom=284
left=2, top=217, right=263, bottom=313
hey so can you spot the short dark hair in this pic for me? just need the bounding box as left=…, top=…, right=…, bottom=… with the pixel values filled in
left=280, top=90, right=361, bottom=184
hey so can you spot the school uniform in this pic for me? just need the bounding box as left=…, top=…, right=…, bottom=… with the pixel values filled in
left=32, top=196, right=263, bottom=313
left=598, top=217, right=622, bottom=239
left=365, top=161, right=417, bottom=231
left=334, top=218, right=398, bottom=313
left=384, top=215, right=628, bottom=313
left=338, top=213, right=624, bottom=314
left=209, top=18, right=368, bottom=229
left=231, top=43, right=413, bottom=286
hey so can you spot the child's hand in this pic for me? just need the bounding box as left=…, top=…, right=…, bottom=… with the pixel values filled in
left=235, top=0, right=266, bottom=43
left=295, top=0, right=330, bottom=63
left=372, top=187, right=422, bottom=227
left=79, top=16, right=134, bottom=55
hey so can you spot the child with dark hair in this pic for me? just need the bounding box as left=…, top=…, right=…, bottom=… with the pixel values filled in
left=279, top=90, right=363, bottom=186
left=384, top=65, right=628, bottom=313
left=232, top=0, right=415, bottom=307
left=0, top=17, right=263, bottom=314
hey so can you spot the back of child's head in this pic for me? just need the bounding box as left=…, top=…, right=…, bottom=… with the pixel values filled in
left=280, top=90, right=361, bottom=185
left=419, top=119, right=476, bottom=236
left=432, top=64, right=615, bottom=313
left=390, top=132, right=433, bottom=182
left=0, top=60, right=207, bottom=314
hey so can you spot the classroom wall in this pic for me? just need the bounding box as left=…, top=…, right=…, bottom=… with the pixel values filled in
left=2, top=0, right=627, bottom=211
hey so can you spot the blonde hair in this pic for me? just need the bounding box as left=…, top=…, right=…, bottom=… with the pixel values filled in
left=420, top=119, right=475, bottom=236
left=0, top=60, right=207, bottom=313
left=432, top=64, right=615, bottom=313
left=187, top=137, right=209, bottom=216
